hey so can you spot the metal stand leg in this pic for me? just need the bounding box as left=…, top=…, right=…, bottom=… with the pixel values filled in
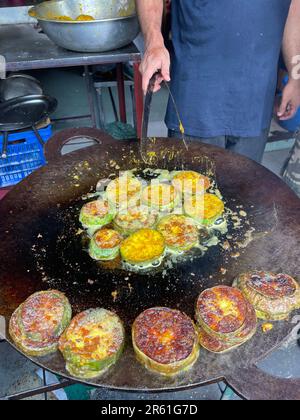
left=116, top=63, right=127, bottom=124
left=108, top=87, right=119, bottom=122
left=84, top=65, right=102, bottom=129
left=2, top=378, right=75, bottom=400
left=43, top=369, right=48, bottom=401
left=1, top=132, right=8, bottom=159
left=32, top=125, right=45, bottom=147
left=220, top=385, right=236, bottom=400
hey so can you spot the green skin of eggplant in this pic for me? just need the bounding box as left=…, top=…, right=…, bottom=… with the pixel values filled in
left=17, top=293, right=72, bottom=343
left=60, top=313, right=125, bottom=380
left=142, top=197, right=180, bottom=213
left=89, top=238, right=120, bottom=261
left=233, top=277, right=300, bottom=321
left=9, top=308, right=59, bottom=357
left=62, top=341, right=125, bottom=379
left=196, top=312, right=257, bottom=346
left=186, top=213, right=223, bottom=227
left=79, top=209, right=115, bottom=230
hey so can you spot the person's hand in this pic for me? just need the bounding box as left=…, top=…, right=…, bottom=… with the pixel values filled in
left=277, top=79, right=300, bottom=120
left=140, top=43, right=171, bottom=94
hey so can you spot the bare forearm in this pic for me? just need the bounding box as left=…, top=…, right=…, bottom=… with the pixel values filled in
left=136, top=0, right=164, bottom=48
left=278, top=1, right=300, bottom=119
left=282, top=0, right=300, bottom=79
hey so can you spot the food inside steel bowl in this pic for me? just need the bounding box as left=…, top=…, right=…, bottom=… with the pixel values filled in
left=46, top=15, right=95, bottom=22
left=132, top=307, right=199, bottom=376
left=196, top=286, right=257, bottom=353
left=74, top=14, right=95, bottom=21
left=28, top=0, right=139, bottom=53
left=233, top=271, right=300, bottom=321
left=9, top=290, right=72, bottom=357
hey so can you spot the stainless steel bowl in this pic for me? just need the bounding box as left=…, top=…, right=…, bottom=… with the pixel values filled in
left=29, top=0, right=140, bottom=53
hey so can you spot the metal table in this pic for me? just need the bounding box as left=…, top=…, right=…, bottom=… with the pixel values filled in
left=0, top=24, right=143, bottom=135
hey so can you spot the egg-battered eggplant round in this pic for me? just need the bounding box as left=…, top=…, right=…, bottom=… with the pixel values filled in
left=114, top=205, right=158, bottom=236
left=9, top=290, right=72, bottom=357
left=141, top=184, right=179, bottom=211
left=106, top=175, right=142, bottom=209
left=120, top=229, right=165, bottom=267
left=172, top=171, right=210, bottom=196
left=157, top=214, right=199, bottom=252
left=79, top=199, right=115, bottom=234
left=196, top=286, right=247, bottom=337
left=233, top=271, right=300, bottom=321
left=184, top=193, right=224, bottom=226
left=132, top=307, right=199, bottom=375
left=196, top=286, right=257, bottom=353
left=89, top=229, right=122, bottom=261
left=198, top=299, right=257, bottom=353
left=59, top=308, right=125, bottom=379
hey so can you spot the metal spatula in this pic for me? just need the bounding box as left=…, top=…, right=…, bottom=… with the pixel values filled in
left=140, top=72, right=188, bottom=167
left=140, top=73, right=156, bottom=165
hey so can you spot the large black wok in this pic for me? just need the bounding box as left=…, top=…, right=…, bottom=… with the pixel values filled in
left=0, top=128, right=299, bottom=400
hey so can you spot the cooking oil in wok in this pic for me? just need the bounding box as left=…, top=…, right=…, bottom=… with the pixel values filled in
left=77, top=168, right=230, bottom=275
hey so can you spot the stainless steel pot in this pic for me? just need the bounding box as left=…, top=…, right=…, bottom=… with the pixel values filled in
left=29, top=0, right=140, bottom=53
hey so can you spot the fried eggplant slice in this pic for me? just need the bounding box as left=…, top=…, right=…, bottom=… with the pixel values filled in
left=196, top=286, right=247, bottom=338
left=198, top=299, right=257, bottom=354
left=172, top=171, right=210, bottom=196
left=114, top=205, right=158, bottom=236
left=120, top=229, right=165, bottom=267
left=9, top=290, right=72, bottom=357
left=184, top=193, right=224, bottom=226
left=106, top=175, right=142, bottom=209
left=132, top=307, right=199, bottom=375
left=157, top=215, right=199, bottom=252
left=89, top=229, right=122, bottom=261
left=141, top=184, right=179, bottom=212
left=59, top=309, right=124, bottom=379
left=79, top=199, right=115, bottom=234
left=233, top=271, right=300, bottom=321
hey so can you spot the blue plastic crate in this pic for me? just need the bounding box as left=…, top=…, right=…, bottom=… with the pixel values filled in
left=0, top=125, right=52, bottom=188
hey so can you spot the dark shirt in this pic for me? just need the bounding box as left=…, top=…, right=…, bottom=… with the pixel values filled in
left=165, top=0, right=292, bottom=138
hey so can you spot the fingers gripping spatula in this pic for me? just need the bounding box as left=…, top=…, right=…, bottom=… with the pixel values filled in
left=140, top=72, right=188, bottom=166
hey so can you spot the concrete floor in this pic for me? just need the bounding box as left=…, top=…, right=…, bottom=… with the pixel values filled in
left=0, top=67, right=299, bottom=400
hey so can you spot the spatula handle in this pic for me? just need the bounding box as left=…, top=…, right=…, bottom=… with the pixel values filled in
left=141, top=72, right=160, bottom=140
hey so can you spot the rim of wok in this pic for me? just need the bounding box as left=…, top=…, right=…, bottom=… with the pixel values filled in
left=0, top=136, right=299, bottom=397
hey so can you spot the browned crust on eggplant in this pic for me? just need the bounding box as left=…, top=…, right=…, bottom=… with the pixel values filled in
left=133, top=307, right=197, bottom=365
left=198, top=301, right=257, bottom=353
left=196, top=286, right=247, bottom=335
